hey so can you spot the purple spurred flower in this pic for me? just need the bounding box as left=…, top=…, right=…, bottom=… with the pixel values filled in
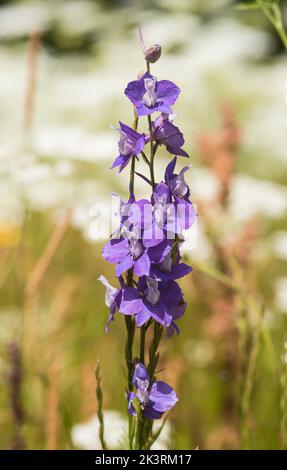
left=128, top=362, right=178, bottom=419
left=102, top=233, right=150, bottom=277
left=151, top=113, right=188, bottom=157
left=125, top=72, right=180, bottom=116
left=98, top=275, right=122, bottom=331
left=165, top=157, right=191, bottom=203
left=151, top=182, right=196, bottom=234
left=111, top=122, right=145, bottom=172
left=102, top=230, right=171, bottom=278
left=119, top=276, right=186, bottom=329
left=150, top=250, right=192, bottom=281
left=163, top=158, right=197, bottom=231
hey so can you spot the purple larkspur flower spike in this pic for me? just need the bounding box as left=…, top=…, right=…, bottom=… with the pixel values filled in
left=151, top=113, right=189, bottom=157
left=125, top=72, right=180, bottom=116
left=128, top=362, right=178, bottom=419
left=111, top=122, right=145, bottom=172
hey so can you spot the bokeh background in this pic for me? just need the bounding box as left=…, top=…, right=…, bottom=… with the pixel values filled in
left=0, top=0, right=287, bottom=450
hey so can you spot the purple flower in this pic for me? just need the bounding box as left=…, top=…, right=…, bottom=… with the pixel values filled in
left=98, top=276, right=122, bottom=332
left=150, top=250, right=192, bottom=281
left=165, top=157, right=191, bottom=203
left=151, top=113, right=188, bottom=157
left=128, top=362, right=178, bottom=419
left=119, top=277, right=186, bottom=329
left=102, top=230, right=171, bottom=278
left=111, top=122, right=145, bottom=172
left=125, top=72, right=180, bottom=116
left=102, top=232, right=151, bottom=277
left=150, top=182, right=196, bottom=235
left=164, top=158, right=197, bottom=231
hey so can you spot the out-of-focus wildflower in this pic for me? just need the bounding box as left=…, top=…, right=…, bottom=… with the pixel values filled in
left=71, top=410, right=127, bottom=450
left=197, top=103, right=240, bottom=207
left=71, top=410, right=172, bottom=450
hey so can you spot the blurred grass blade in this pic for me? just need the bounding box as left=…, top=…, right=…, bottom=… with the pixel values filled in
left=95, top=360, right=107, bottom=450
left=236, top=3, right=260, bottom=10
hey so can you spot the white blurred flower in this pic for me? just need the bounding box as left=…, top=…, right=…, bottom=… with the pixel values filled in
left=0, top=3, right=50, bottom=38
left=33, top=127, right=115, bottom=162
left=190, top=168, right=219, bottom=202
left=71, top=410, right=127, bottom=450
left=13, top=163, right=51, bottom=184
left=275, top=278, right=287, bottom=313
left=272, top=232, right=287, bottom=260
left=71, top=410, right=172, bottom=450
left=229, top=175, right=287, bottom=221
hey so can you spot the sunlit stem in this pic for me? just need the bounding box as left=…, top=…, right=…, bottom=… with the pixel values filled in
left=125, top=112, right=139, bottom=449
left=140, top=327, right=146, bottom=364
left=257, top=0, right=287, bottom=49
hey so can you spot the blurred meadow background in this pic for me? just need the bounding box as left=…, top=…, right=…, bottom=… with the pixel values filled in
left=0, top=0, right=287, bottom=450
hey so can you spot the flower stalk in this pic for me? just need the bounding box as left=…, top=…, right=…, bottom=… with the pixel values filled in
left=95, top=360, right=107, bottom=450
left=99, top=30, right=196, bottom=449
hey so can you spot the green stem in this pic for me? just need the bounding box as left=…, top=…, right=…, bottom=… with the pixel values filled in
left=148, top=115, right=155, bottom=189
left=140, top=327, right=146, bottom=364
left=280, top=347, right=287, bottom=449
left=141, top=150, right=150, bottom=167
left=273, top=12, right=287, bottom=49
left=148, top=322, right=163, bottom=382
left=125, top=314, right=135, bottom=392
left=129, top=155, right=136, bottom=199
left=240, top=301, right=263, bottom=449
left=257, top=1, right=287, bottom=49
left=125, top=112, right=139, bottom=450
left=136, top=413, right=145, bottom=450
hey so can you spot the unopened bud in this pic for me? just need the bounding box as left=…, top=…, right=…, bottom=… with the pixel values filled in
left=145, top=44, right=161, bottom=64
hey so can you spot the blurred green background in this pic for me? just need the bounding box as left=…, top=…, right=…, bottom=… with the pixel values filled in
left=0, top=0, right=287, bottom=450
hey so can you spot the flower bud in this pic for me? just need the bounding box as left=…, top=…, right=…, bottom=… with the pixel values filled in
left=145, top=44, right=161, bottom=64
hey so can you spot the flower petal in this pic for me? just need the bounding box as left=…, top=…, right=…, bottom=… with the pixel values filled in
left=116, top=253, right=134, bottom=277
left=119, top=287, right=143, bottom=315
left=156, top=80, right=180, bottom=106
left=164, top=157, right=177, bottom=183
left=127, top=392, right=137, bottom=416
left=102, top=238, right=129, bottom=263
left=147, top=240, right=172, bottom=264
left=133, top=252, right=150, bottom=277
left=132, top=362, right=149, bottom=386
left=148, top=381, right=178, bottom=413
left=111, top=154, right=130, bottom=171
